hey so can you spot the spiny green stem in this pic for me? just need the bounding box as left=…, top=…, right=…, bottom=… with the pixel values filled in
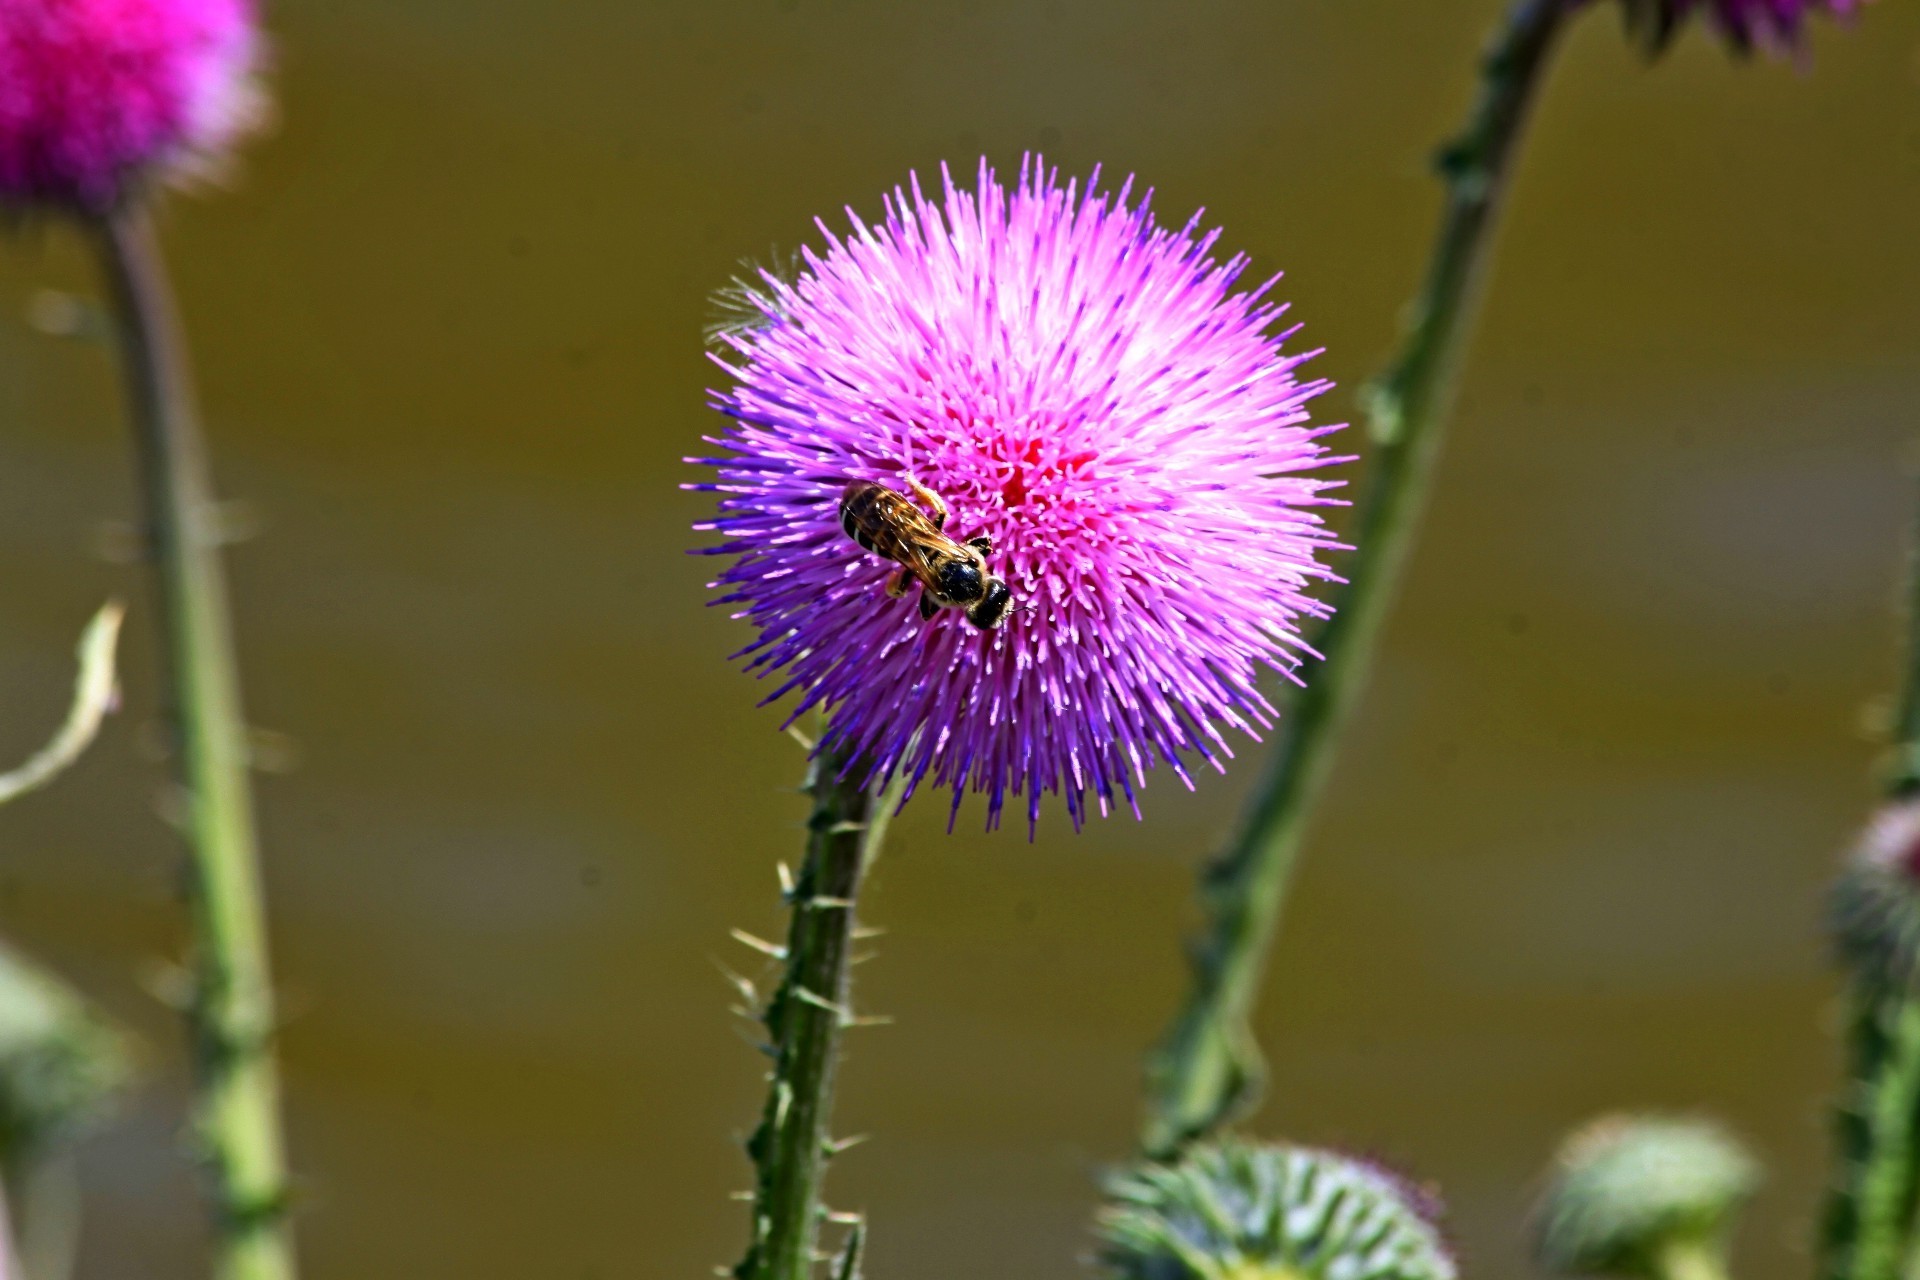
left=1822, top=484, right=1920, bottom=1280
left=1824, top=991, right=1920, bottom=1280
left=91, top=207, right=295, bottom=1280
left=734, top=748, right=886, bottom=1280
left=1141, top=0, right=1577, bottom=1160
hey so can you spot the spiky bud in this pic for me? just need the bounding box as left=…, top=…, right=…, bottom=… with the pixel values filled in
left=1535, top=1115, right=1759, bottom=1278
left=0, top=942, right=132, bottom=1161
left=1096, top=1139, right=1456, bottom=1280
left=1832, top=800, right=1920, bottom=995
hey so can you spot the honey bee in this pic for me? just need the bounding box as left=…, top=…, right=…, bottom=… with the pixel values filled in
left=839, top=477, right=1013, bottom=629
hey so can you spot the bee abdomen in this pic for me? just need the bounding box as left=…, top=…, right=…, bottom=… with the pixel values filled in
left=840, top=481, right=900, bottom=557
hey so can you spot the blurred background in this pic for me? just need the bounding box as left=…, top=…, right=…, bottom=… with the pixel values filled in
left=0, top=0, right=1917, bottom=1275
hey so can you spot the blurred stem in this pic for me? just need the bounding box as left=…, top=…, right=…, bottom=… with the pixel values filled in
left=1886, top=490, right=1920, bottom=798
left=90, top=207, right=295, bottom=1280
left=1652, top=1237, right=1730, bottom=1280
left=1823, top=487, right=1920, bottom=1280
left=734, top=746, right=894, bottom=1280
left=1825, top=992, right=1920, bottom=1280
left=1141, top=0, right=1576, bottom=1159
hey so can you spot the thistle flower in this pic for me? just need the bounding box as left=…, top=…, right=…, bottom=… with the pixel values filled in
left=692, top=159, right=1341, bottom=832
left=1830, top=799, right=1920, bottom=995
left=1535, top=1114, right=1759, bottom=1279
left=1616, top=0, right=1868, bottom=54
left=1096, top=1139, right=1456, bottom=1280
left=0, top=0, right=263, bottom=211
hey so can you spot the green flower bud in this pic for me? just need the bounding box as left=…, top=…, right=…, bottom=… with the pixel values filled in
left=1831, top=800, right=1920, bottom=995
left=1097, top=1139, right=1456, bottom=1280
left=0, top=943, right=133, bottom=1161
left=1535, top=1115, right=1759, bottom=1278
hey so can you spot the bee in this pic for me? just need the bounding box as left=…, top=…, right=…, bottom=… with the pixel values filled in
left=839, top=477, right=1014, bottom=630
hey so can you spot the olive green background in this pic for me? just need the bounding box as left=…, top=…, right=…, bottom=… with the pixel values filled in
left=2, top=0, right=1918, bottom=1275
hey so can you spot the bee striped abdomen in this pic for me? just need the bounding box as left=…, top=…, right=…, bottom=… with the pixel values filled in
left=840, top=480, right=936, bottom=566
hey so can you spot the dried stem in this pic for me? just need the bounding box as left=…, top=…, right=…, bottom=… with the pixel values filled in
left=90, top=207, right=295, bottom=1280
left=733, top=748, right=894, bottom=1280
left=1142, top=0, right=1577, bottom=1159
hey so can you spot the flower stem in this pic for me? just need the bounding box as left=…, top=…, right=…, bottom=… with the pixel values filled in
left=1826, top=992, right=1920, bottom=1280
left=1822, top=491, right=1920, bottom=1280
left=1141, top=0, right=1577, bottom=1160
left=90, top=207, right=295, bottom=1280
left=734, top=748, right=891, bottom=1280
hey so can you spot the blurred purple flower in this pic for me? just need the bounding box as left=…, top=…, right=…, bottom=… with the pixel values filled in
left=0, top=0, right=262, bottom=210
left=1618, top=0, right=1868, bottom=51
left=692, top=159, right=1342, bottom=832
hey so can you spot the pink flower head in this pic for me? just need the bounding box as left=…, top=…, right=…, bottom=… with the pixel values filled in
left=691, top=159, right=1342, bottom=832
left=0, top=0, right=262, bottom=210
left=1619, top=0, right=1868, bottom=52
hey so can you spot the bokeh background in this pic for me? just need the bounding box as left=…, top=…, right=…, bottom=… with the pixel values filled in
left=1, top=0, right=1918, bottom=1275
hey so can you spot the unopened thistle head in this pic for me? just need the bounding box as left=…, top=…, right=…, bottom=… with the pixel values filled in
left=1831, top=799, right=1920, bottom=994
left=1535, top=1114, right=1759, bottom=1278
left=1097, top=1139, right=1456, bottom=1280
left=1616, top=0, right=1868, bottom=53
left=0, top=941, right=132, bottom=1161
left=0, top=0, right=264, bottom=211
left=692, top=159, right=1341, bottom=831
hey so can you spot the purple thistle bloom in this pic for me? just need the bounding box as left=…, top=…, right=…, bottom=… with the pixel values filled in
left=691, top=160, right=1343, bottom=833
left=1617, top=0, right=1868, bottom=51
left=0, top=0, right=263, bottom=211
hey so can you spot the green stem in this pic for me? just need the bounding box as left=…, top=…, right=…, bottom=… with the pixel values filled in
left=1825, top=992, right=1920, bottom=1280
left=734, top=748, right=888, bottom=1280
left=1653, top=1236, right=1733, bottom=1280
left=1141, top=0, right=1577, bottom=1160
left=1823, top=486, right=1920, bottom=1280
left=91, top=207, right=295, bottom=1280
left=1885, top=489, right=1920, bottom=799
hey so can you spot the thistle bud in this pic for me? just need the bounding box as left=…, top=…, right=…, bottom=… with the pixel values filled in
left=1097, top=1139, right=1456, bottom=1280
left=0, top=942, right=132, bottom=1161
left=1535, top=1115, right=1759, bottom=1279
left=1830, top=800, right=1920, bottom=995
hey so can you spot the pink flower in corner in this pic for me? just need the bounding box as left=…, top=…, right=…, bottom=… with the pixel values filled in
left=0, top=0, right=262, bottom=210
left=1620, top=0, right=1869, bottom=51
left=692, top=160, right=1343, bottom=833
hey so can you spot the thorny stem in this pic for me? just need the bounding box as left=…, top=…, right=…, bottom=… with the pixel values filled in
left=91, top=207, right=295, bottom=1280
left=1822, top=488, right=1920, bottom=1280
left=1825, top=994, right=1920, bottom=1280
left=734, top=746, right=890, bottom=1280
left=1141, top=0, right=1577, bottom=1159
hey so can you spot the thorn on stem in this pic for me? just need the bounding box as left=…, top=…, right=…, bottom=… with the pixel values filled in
left=713, top=960, right=760, bottom=1007
left=791, top=985, right=855, bottom=1022
left=730, top=928, right=786, bottom=960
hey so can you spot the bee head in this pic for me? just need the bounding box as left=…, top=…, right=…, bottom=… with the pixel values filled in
left=933, top=558, right=985, bottom=605
left=966, top=578, right=1013, bottom=630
